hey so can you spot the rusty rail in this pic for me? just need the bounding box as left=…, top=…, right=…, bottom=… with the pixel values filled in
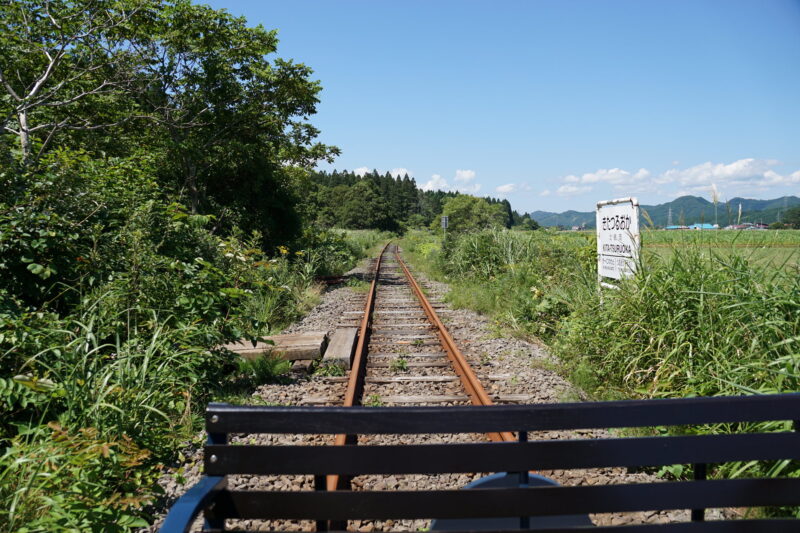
left=327, top=242, right=515, bottom=493
left=326, top=241, right=390, bottom=491
left=394, top=250, right=516, bottom=443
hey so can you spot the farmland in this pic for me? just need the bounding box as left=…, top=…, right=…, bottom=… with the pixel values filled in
left=644, top=229, right=800, bottom=269
left=400, top=226, right=799, bottom=491
left=551, top=228, right=800, bottom=269
left=401, top=227, right=800, bottom=400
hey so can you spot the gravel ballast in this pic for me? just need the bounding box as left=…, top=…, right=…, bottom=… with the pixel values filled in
left=145, top=248, right=723, bottom=531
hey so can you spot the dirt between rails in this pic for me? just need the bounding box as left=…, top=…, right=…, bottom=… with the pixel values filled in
left=143, top=250, right=723, bottom=532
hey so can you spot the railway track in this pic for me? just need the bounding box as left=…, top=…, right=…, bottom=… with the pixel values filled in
left=328, top=244, right=528, bottom=409
left=322, top=243, right=519, bottom=493
left=155, top=242, right=709, bottom=532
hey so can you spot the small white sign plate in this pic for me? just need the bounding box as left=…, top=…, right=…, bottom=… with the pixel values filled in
left=596, top=198, right=640, bottom=281
left=441, top=215, right=449, bottom=229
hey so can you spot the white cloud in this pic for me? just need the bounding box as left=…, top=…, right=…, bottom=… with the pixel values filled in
left=557, top=166, right=651, bottom=194
left=552, top=158, right=800, bottom=200
left=421, top=174, right=448, bottom=192
left=353, top=166, right=413, bottom=178
left=421, top=170, right=481, bottom=194
left=556, top=184, right=592, bottom=197
left=389, top=167, right=413, bottom=178
left=454, top=169, right=476, bottom=183
left=573, top=167, right=650, bottom=186
left=539, top=189, right=551, bottom=197
left=459, top=183, right=482, bottom=194
left=659, top=158, right=780, bottom=186
left=655, top=159, right=800, bottom=194
left=495, top=182, right=533, bottom=196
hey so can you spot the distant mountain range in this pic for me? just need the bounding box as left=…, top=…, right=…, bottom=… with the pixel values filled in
left=530, top=195, right=800, bottom=228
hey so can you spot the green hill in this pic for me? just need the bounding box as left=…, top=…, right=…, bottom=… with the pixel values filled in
left=530, top=195, right=800, bottom=228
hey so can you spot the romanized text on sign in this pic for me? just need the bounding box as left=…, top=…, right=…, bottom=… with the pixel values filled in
left=596, top=199, right=640, bottom=281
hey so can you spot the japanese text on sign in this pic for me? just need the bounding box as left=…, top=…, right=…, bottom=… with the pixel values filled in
left=596, top=198, right=640, bottom=282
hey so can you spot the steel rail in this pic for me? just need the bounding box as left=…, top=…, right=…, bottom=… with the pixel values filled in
left=326, top=241, right=391, bottom=491
left=394, top=250, right=516, bottom=443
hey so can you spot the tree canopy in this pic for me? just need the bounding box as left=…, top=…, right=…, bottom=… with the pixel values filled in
left=0, top=0, right=338, bottom=245
left=784, top=206, right=800, bottom=228
left=301, top=169, right=538, bottom=233
left=436, top=195, right=508, bottom=234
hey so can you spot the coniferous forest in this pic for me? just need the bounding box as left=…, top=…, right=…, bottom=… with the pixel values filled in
left=304, top=169, right=540, bottom=232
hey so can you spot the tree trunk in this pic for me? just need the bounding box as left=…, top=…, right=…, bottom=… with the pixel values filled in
left=186, top=161, right=199, bottom=214
left=18, top=109, right=31, bottom=160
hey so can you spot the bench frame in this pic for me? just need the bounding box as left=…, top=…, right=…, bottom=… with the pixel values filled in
left=160, top=393, right=800, bottom=532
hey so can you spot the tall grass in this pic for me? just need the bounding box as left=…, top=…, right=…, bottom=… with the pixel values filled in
left=556, top=249, right=799, bottom=399
left=405, top=228, right=799, bottom=398
left=0, top=229, right=389, bottom=530
left=0, top=312, right=220, bottom=530
left=402, top=228, right=800, bottom=496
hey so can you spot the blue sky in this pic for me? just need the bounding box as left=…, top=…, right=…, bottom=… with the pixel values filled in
left=204, top=0, right=800, bottom=213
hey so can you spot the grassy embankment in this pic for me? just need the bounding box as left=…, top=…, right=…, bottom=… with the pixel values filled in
left=0, top=226, right=389, bottom=532
left=400, top=228, right=799, bottom=492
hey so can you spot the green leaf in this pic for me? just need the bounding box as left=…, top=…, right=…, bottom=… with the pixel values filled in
left=26, top=263, right=45, bottom=275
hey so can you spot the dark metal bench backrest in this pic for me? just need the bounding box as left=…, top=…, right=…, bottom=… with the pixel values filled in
left=202, top=394, right=800, bottom=530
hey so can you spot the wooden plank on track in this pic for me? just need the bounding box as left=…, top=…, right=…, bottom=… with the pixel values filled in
left=367, top=361, right=450, bottom=368
left=372, top=323, right=434, bottom=329
left=222, top=331, right=328, bottom=361
left=363, top=375, right=513, bottom=383
left=321, top=328, right=358, bottom=370
left=367, top=376, right=458, bottom=383
left=376, top=395, right=470, bottom=404
left=372, top=331, right=434, bottom=336
left=367, top=352, right=444, bottom=358
left=369, top=341, right=440, bottom=348
left=301, top=394, right=533, bottom=405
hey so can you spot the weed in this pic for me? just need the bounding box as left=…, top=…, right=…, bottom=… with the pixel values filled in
left=390, top=356, right=409, bottom=372
left=365, top=394, right=383, bottom=407
left=236, top=354, right=293, bottom=385
left=314, top=362, right=346, bottom=377
left=530, top=357, right=561, bottom=373
left=346, top=278, right=370, bottom=293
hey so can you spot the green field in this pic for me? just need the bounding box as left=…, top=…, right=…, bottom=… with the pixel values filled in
left=554, top=228, right=800, bottom=270
left=401, top=226, right=799, bottom=415
left=643, top=228, right=800, bottom=246
left=402, top=227, right=800, bottom=498
left=641, top=229, right=800, bottom=270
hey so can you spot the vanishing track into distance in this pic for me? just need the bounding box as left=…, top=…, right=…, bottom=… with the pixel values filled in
left=151, top=242, right=710, bottom=532
left=325, top=243, right=518, bottom=491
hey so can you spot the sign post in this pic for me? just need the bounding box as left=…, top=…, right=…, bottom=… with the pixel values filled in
left=596, top=197, right=640, bottom=290
left=441, top=215, right=448, bottom=245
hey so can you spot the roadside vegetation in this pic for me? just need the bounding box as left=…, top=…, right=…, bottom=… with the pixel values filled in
left=2, top=0, right=797, bottom=528
left=0, top=1, right=388, bottom=530
left=401, top=226, right=800, bottom=491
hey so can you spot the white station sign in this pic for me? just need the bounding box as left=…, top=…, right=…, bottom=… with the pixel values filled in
left=596, top=197, right=640, bottom=281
